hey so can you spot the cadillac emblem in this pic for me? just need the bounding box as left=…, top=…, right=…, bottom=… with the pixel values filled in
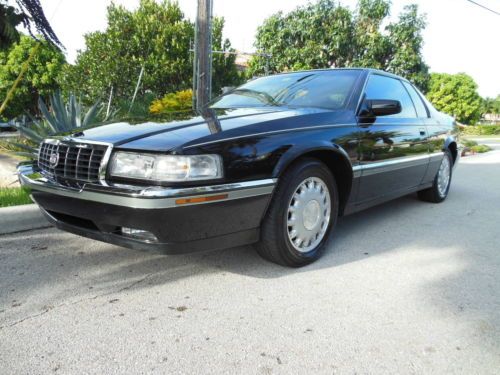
left=49, top=152, right=59, bottom=167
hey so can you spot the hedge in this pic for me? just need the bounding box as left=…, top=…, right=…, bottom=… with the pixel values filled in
left=460, top=125, right=500, bottom=136
left=470, top=144, right=491, bottom=153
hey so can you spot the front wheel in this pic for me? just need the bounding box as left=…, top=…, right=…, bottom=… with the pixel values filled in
left=256, top=158, right=339, bottom=267
left=418, top=151, right=453, bottom=203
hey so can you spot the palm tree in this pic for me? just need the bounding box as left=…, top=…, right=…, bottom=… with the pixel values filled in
left=0, top=0, right=62, bottom=50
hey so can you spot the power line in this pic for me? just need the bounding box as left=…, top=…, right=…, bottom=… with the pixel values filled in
left=465, top=0, right=500, bottom=16
left=47, top=0, right=64, bottom=21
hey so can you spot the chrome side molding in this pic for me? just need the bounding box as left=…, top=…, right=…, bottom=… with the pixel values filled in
left=352, top=152, right=444, bottom=176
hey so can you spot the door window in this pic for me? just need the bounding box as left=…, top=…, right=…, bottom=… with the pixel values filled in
left=364, top=74, right=417, bottom=118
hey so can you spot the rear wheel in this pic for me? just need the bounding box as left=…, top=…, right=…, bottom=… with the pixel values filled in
left=418, top=151, right=453, bottom=203
left=256, top=158, right=338, bottom=267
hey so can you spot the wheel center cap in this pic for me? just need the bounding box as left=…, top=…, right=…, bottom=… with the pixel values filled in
left=303, top=200, right=321, bottom=230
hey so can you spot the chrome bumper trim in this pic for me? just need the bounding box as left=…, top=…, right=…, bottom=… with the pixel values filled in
left=18, top=164, right=276, bottom=209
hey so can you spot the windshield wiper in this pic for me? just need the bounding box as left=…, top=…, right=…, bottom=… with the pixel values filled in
left=273, top=74, right=316, bottom=103
left=229, top=88, right=280, bottom=106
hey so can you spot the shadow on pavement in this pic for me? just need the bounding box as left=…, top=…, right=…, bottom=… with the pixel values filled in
left=1, top=155, right=499, bottom=344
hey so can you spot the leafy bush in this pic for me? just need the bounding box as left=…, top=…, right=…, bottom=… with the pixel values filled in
left=149, top=89, right=192, bottom=115
left=61, top=1, right=241, bottom=106
left=470, top=144, right=491, bottom=153
left=461, top=138, right=491, bottom=154
left=0, top=35, right=65, bottom=119
left=460, top=125, right=500, bottom=136
left=249, top=0, right=429, bottom=90
left=480, top=126, right=500, bottom=135
left=462, top=139, right=478, bottom=148
left=111, top=92, right=156, bottom=120
left=427, top=73, right=482, bottom=124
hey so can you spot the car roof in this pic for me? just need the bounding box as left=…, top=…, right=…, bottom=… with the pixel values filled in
left=271, top=67, right=410, bottom=83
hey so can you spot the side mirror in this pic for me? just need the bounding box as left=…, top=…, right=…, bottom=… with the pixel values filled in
left=360, top=99, right=402, bottom=117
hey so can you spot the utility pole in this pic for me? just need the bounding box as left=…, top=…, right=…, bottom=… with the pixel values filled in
left=193, top=0, right=213, bottom=111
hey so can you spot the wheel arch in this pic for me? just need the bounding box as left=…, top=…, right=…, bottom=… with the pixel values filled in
left=444, top=137, right=458, bottom=164
left=272, top=144, right=354, bottom=215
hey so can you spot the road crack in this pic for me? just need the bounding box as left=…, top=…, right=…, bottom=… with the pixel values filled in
left=0, top=272, right=156, bottom=329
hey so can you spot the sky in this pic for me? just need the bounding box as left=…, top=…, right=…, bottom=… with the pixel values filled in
left=16, top=0, right=500, bottom=97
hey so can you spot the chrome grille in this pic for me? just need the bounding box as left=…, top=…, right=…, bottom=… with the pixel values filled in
left=38, top=141, right=108, bottom=183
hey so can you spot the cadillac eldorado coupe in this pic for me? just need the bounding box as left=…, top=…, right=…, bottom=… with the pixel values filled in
left=18, top=68, right=459, bottom=267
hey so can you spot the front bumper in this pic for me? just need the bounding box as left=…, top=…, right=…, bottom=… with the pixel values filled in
left=18, top=164, right=276, bottom=253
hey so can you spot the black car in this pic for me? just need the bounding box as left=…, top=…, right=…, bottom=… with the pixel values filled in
left=18, top=68, right=459, bottom=267
left=0, top=120, right=17, bottom=132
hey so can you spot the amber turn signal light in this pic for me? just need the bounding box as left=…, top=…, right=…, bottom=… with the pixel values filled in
left=175, top=194, right=228, bottom=205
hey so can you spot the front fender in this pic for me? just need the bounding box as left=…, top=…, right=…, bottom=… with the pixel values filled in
left=272, top=142, right=353, bottom=178
left=444, top=135, right=458, bottom=150
left=271, top=142, right=355, bottom=215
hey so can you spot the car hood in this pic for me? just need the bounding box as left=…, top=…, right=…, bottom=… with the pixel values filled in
left=71, top=107, right=347, bottom=152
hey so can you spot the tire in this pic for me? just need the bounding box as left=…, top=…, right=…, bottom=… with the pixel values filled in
left=256, top=158, right=339, bottom=267
left=418, top=150, right=453, bottom=203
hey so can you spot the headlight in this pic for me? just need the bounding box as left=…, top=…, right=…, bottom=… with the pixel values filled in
left=109, top=152, right=223, bottom=182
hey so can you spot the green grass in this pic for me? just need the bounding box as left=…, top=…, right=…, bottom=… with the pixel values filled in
left=0, top=187, right=32, bottom=208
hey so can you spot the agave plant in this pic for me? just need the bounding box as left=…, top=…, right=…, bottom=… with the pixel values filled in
left=12, top=91, right=102, bottom=158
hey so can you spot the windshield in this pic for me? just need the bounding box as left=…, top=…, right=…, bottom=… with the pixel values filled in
left=211, top=70, right=361, bottom=110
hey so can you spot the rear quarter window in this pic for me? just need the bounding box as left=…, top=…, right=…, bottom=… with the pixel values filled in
left=402, top=81, right=428, bottom=118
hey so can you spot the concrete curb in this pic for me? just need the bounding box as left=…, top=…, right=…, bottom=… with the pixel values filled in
left=0, top=204, right=51, bottom=235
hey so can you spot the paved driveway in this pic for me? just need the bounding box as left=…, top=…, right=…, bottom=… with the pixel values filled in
left=0, top=153, right=21, bottom=187
left=1, top=152, right=499, bottom=374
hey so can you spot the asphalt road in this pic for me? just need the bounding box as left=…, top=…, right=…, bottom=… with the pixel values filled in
left=1, top=151, right=499, bottom=374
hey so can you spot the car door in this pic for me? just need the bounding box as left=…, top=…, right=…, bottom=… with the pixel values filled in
left=405, top=82, right=450, bottom=185
left=356, top=74, right=429, bottom=203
